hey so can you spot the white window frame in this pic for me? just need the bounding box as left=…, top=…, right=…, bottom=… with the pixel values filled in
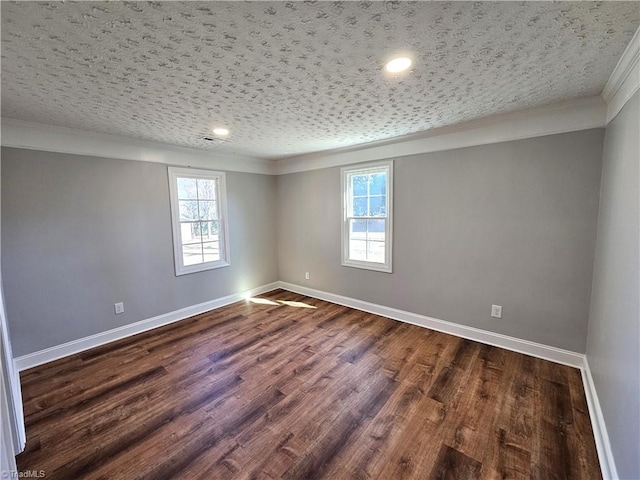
left=168, top=167, right=231, bottom=276
left=341, top=160, right=393, bottom=273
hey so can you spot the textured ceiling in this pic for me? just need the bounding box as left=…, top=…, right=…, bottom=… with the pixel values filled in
left=1, top=1, right=638, bottom=159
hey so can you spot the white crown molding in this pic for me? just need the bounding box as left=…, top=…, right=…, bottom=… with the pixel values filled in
left=602, top=26, right=640, bottom=124
left=581, top=357, right=619, bottom=480
left=14, top=282, right=280, bottom=372
left=0, top=118, right=277, bottom=175
left=3, top=95, right=606, bottom=177
left=274, top=96, right=607, bottom=175
left=278, top=282, right=585, bottom=368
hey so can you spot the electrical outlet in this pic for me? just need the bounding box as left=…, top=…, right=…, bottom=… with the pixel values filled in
left=491, top=304, right=502, bottom=319
left=305, top=272, right=310, bottom=280
left=114, top=302, right=124, bottom=315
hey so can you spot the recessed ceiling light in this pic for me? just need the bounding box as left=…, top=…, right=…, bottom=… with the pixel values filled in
left=385, top=56, right=412, bottom=73
left=212, top=127, right=229, bottom=136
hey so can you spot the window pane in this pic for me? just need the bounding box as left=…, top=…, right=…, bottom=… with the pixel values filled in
left=200, top=221, right=219, bottom=242
left=369, top=196, right=386, bottom=216
left=182, top=244, right=203, bottom=266
left=202, top=241, right=221, bottom=262
left=197, top=178, right=217, bottom=200
left=350, top=219, right=367, bottom=240
left=369, top=173, right=386, bottom=195
left=352, top=175, right=367, bottom=196
left=349, top=240, right=366, bottom=261
left=180, top=222, right=201, bottom=245
left=198, top=201, right=218, bottom=221
left=367, top=241, right=385, bottom=263
left=177, top=177, right=197, bottom=199
left=352, top=197, right=367, bottom=217
left=367, top=219, right=386, bottom=240
left=179, top=200, right=199, bottom=221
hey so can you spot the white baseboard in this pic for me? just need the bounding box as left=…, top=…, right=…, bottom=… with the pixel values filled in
left=602, top=26, right=640, bottom=124
left=581, top=357, right=619, bottom=480
left=13, top=282, right=280, bottom=372
left=13, top=280, right=612, bottom=479
left=15, top=279, right=586, bottom=371
left=278, top=282, right=585, bottom=368
left=14, top=280, right=587, bottom=371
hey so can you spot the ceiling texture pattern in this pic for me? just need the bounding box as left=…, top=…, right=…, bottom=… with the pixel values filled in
left=1, top=1, right=638, bottom=159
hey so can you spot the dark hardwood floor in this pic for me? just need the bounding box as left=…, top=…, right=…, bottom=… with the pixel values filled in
left=16, top=289, right=601, bottom=479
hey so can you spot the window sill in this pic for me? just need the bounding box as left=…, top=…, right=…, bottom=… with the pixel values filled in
left=175, top=260, right=231, bottom=276
left=341, top=260, right=392, bottom=273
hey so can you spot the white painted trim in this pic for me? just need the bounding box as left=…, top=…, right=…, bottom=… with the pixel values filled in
left=3, top=95, right=606, bottom=177
left=1, top=363, right=19, bottom=474
left=14, top=282, right=280, bottom=372
left=277, top=282, right=585, bottom=368
left=167, top=167, right=231, bottom=275
left=0, top=277, right=25, bottom=453
left=602, top=26, right=640, bottom=124
left=0, top=118, right=276, bottom=175
left=274, top=96, right=607, bottom=175
left=341, top=161, right=393, bottom=273
left=13, top=279, right=588, bottom=371
left=581, top=357, right=619, bottom=480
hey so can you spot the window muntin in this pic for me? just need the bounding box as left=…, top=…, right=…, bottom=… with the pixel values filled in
left=342, top=161, right=393, bottom=272
left=168, top=167, right=230, bottom=275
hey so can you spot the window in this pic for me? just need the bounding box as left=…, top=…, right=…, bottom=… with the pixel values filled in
left=341, top=161, right=393, bottom=273
left=168, top=167, right=230, bottom=275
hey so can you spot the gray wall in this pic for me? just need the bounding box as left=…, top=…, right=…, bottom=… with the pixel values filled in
left=586, top=92, right=639, bottom=480
left=1, top=148, right=279, bottom=357
left=1, top=130, right=606, bottom=356
left=277, top=129, right=604, bottom=352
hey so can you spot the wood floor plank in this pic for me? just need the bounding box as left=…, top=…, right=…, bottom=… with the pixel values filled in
left=281, top=371, right=397, bottom=480
left=479, top=353, right=534, bottom=479
left=566, top=368, right=602, bottom=478
left=373, top=409, right=446, bottom=480
left=16, top=289, right=602, bottom=480
left=430, top=444, right=483, bottom=480
left=483, top=428, right=532, bottom=480
left=91, top=386, right=287, bottom=480
left=24, top=365, right=168, bottom=428
left=180, top=438, right=243, bottom=480
left=444, top=344, right=507, bottom=463
left=322, top=380, right=430, bottom=478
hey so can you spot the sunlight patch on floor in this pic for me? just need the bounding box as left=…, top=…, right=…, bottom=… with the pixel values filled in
left=276, top=300, right=317, bottom=309
left=248, top=297, right=318, bottom=309
left=248, top=298, right=279, bottom=305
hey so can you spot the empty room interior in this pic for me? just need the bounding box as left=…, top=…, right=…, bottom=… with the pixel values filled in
left=1, top=1, right=639, bottom=479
